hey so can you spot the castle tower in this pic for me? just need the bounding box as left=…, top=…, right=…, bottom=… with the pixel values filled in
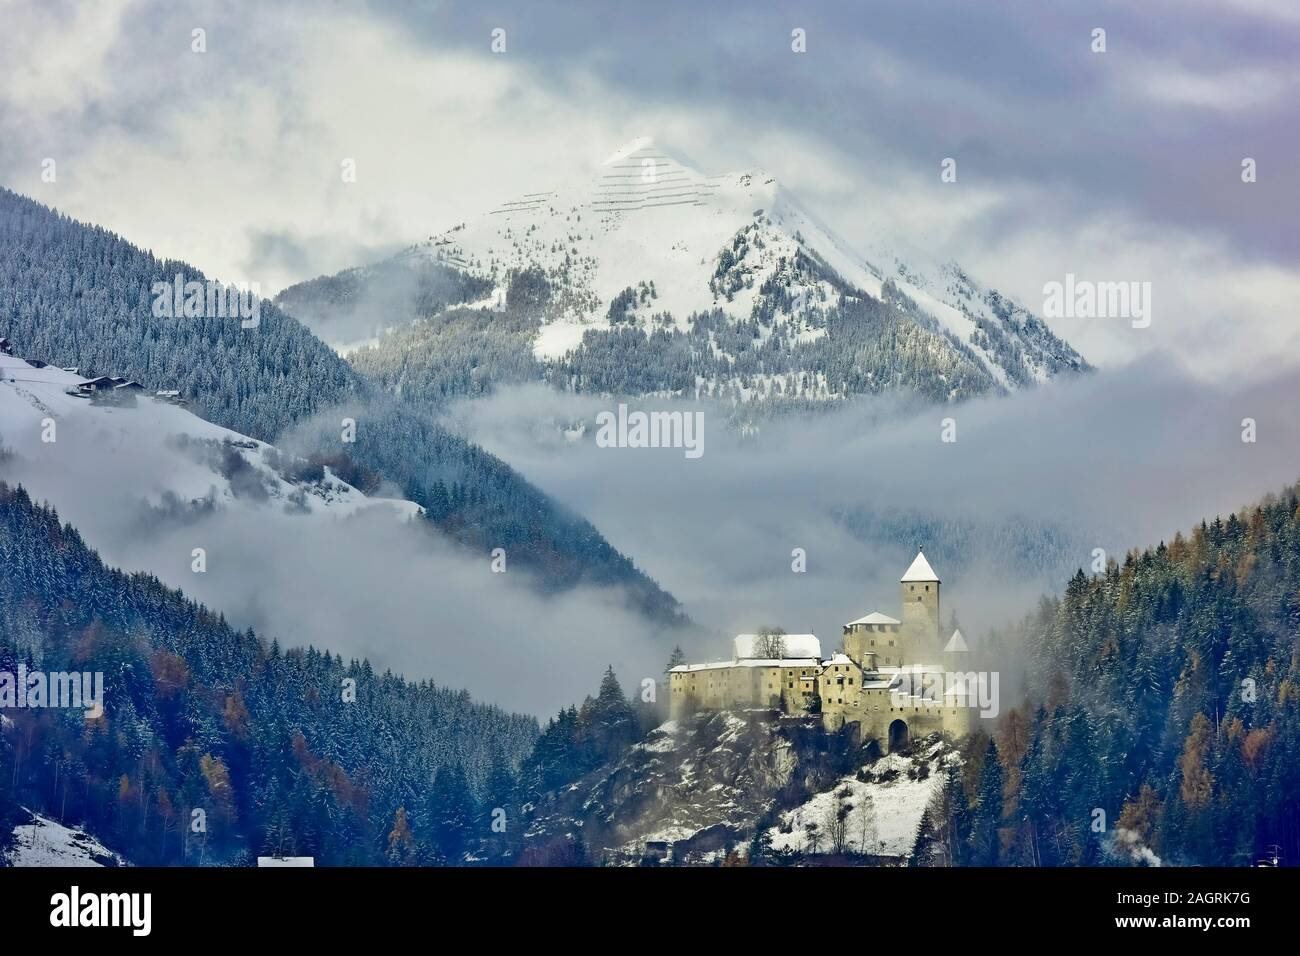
left=899, top=551, right=941, bottom=662
left=843, top=611, right=899, bottom=668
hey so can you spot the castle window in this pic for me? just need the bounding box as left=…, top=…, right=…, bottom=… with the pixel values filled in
left=925, top=585, right=930, bottom=592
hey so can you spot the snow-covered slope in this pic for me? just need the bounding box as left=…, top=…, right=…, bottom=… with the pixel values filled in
left=4, top=810, right=125, bottom=867
left=524, top=710, right=955, bottom=865
left=0, top=354, right=422, bottom=523
left=392, top=137, right=1085, bottom=394
left=766, top=738, right=954, bottom=858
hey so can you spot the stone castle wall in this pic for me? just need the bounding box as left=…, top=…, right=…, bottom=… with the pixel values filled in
left=668, top=555, right=977, bottom=752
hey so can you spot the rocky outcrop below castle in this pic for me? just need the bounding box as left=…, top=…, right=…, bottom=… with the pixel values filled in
left=522, top=711, right=953, bottom=865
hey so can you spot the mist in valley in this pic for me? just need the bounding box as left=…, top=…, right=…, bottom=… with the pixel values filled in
left=442, top=353, right=1300, bottom=675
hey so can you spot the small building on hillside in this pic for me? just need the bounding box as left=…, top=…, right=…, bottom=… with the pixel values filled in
left=77, top=376, right=139, bottom=406
left=76, top=377, right=116, bottom=395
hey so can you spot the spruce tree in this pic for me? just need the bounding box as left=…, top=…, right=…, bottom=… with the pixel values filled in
left=910, top=808, right=939, bottom=866
left=970, top=738, right=1003, bottom=865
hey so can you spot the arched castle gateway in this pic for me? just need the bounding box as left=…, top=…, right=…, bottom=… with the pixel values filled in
left=668, top=552, right=979, bottom=751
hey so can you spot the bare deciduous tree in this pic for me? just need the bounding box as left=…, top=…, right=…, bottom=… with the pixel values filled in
left=754, top=626, right=788, bottom=659
left=825, top=788, right=853, bottom=855
left=857, top=792, right=878, bottom=856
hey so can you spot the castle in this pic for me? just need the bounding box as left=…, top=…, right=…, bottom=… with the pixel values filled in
left=668, top=552, right=979, bottom=752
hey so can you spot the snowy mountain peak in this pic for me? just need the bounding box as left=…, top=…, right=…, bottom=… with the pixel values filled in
left=339, top=140, right=1089, bottom=403
left=596, top=137, right=728, bottom=184
left=591, top=138, right=724, bottom=214
left=599, top=136, right=668, bottom=166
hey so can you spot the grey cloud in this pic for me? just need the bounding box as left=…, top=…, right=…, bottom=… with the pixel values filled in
left=3, top=0, right=1295, bottom=374
left=0, top=413, right=682, bottom=718
left=244, top=228, right=403, bottom=295
left=369, top=0, right=1300, bottom=267
left=444, top=356, right=1300, bottom=658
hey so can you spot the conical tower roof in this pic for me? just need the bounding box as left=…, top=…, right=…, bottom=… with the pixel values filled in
left=900, top=550, right=939, bottom=583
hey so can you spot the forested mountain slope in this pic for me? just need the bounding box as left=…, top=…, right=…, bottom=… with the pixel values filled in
left=0, top=190, right=351, bottom=441
left=0, top=187, right=684, bottom=621
left=975, top=483, right=1300, bottom=866
left=0, top=482, right=538, bottom=865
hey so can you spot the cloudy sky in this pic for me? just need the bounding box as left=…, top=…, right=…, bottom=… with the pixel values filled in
left=2, top=0, right=1298, bottom=374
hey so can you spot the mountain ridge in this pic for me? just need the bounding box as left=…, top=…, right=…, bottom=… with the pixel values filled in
left=0, top=480, right=539, bottom=866
left=0, top=185, right=687, bottom=624
left=279, top=138, right=1088, bottom=406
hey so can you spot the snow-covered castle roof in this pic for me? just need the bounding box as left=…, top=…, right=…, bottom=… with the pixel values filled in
left=846, top=611, right=901, bottom=627
left=900, top=551, right=939, bottom=583
left=732, top=633, right=821, bottom=660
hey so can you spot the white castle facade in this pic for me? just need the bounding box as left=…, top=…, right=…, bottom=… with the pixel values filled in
left=668, top=552, right=982, bottom=751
